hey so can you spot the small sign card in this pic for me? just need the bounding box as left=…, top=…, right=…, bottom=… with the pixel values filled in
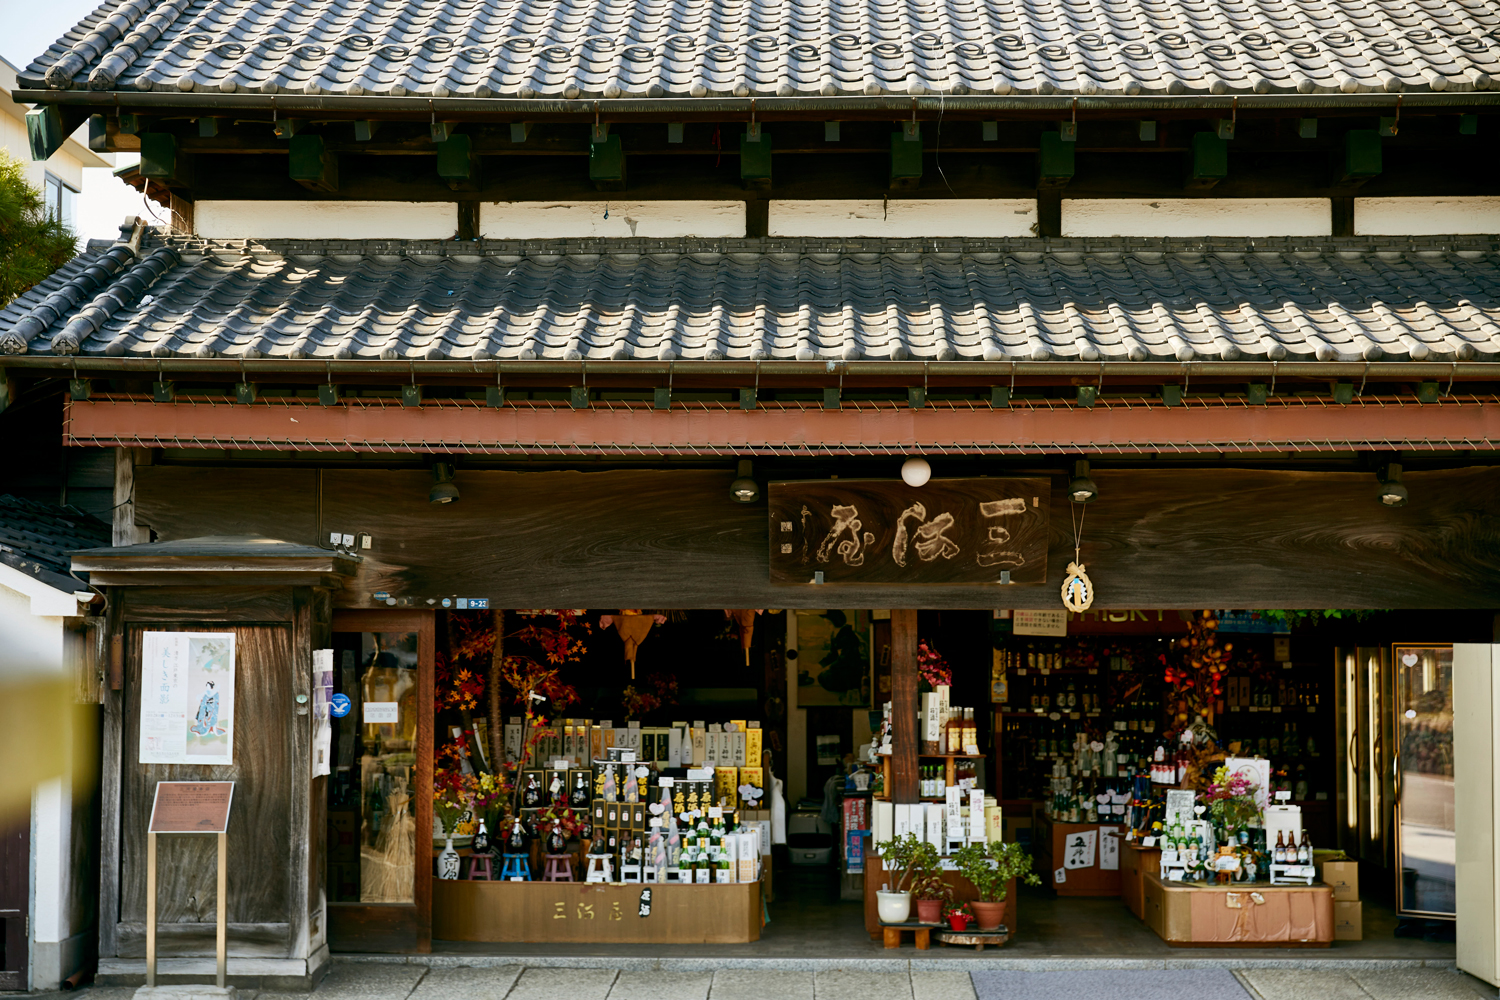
left=149, top=781, right=234, bottom=834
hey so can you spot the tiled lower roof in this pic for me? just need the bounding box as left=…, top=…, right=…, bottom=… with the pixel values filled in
left=0, top=495, right=111, bottom=594
left=3, top=233, right=1500, bottom=363
left=19, top=0, right=1500, bottom=100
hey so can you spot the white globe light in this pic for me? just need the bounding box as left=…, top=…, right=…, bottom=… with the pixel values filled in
left=901, top=457, right=932, bottom=487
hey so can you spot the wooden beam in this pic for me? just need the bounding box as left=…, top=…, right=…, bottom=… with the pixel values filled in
left=1186, top=131, right=1228, bottom=190
left=289, top=134, right=337, bottom=192
left=889, top=125, right=922, bottom=190
left=890, top=610, right=919, bottom=804
left=25, top=105, right=66, bottom=160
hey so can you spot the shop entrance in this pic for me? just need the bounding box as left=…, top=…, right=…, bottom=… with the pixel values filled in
left=326, top=611, right=435, bottom=953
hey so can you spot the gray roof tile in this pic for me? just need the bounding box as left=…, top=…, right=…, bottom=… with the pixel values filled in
left=4, top=233, right=1500, bottom=363
left=19, top=0, right=1500, bottom=99
left=0, top=495, right=111, bottom=594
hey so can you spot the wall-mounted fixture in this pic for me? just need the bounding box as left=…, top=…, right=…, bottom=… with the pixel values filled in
left=730, top=460, right=759, bottom=504
left=1067, top=459, right=1098, bottom=504
left=901, top=457, right=931, bottom=487
left=1377, top=462, right=1408, bottom=507
left=430, top=462, right=460, bottom=504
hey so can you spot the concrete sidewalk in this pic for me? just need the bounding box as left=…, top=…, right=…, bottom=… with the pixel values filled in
left=32, top=960, right=1500, bottom=1000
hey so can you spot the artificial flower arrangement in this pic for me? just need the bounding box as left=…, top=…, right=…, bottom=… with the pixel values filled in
left=1203, top=765, right=1262, bottom=837
left=917, top=640, right=953, bottom=688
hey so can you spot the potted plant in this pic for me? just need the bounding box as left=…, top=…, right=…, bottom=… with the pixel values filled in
left=872, top=833, right=939, bottom=924
left=943, top=900, right=974, bottom=931
left=954, top=840, right=1041, bottom=931
left=910, top=868, right=953, bottom=924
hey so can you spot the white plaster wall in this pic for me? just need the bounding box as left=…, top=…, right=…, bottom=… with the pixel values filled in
left=194, top=201, right=458, bottom=239
left=1355, top=197, right=1500, bottom=236
left=1062, top=199, right=1332, bottom=238
left=481, top=201, right=745, bottom=239
left=769, top=199, right=1036, bottom=238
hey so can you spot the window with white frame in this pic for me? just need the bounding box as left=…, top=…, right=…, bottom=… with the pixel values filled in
left=42, top=172, right=78, bottom=231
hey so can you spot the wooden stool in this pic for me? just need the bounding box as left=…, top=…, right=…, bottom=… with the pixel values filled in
left=584, top=854, right=613, bottom=883
left=880, top=921, right=933, bottom=950
left=466, top=855, right=494, bottom=880
left=500, top=854, right=531, bottom=881
left=543, top=854, right=574, bottom=882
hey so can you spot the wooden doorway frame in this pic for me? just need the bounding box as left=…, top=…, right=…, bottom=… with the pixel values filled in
left=0, top=811, right=29, bottom=990
left=327, top=610, right=434, bottom=953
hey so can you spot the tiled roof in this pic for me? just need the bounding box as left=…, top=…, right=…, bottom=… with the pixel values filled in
left=3, top=233, right=1500, bottom=363
left=19, top=0, right=1500, bottom=100
left=0, top=495, right=111, bottom=594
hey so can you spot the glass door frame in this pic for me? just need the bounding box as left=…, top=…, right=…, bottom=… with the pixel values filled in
left=327, top=610, right=435, bottom=953
left=1393, top=642, right=1456, bottom=920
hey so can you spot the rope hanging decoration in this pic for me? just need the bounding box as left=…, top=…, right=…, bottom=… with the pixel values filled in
left=1061, top=502, right=1094, bottom=612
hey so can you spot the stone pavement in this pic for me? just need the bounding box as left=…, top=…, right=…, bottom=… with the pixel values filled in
left=25, top=961, right=1500, bottom=1000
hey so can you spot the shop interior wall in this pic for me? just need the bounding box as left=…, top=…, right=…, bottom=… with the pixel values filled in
left=126, top=465, right=1500, bottom=611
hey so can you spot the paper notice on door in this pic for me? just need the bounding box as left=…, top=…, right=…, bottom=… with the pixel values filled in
left=364, top=701, right=400, bottom=724
left=140, top=631, right=236, bottom=766
left=1100, top=830, right=1120, bottom=870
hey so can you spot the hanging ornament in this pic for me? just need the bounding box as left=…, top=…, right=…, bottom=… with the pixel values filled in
left=1061, top=498, right=1094, bottom=612
left=723, top=609, right=764, bottom=665
left=600, top=610, right=666, bottom=678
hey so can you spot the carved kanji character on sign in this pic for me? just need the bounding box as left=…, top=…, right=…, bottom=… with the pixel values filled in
left=892, top=502, right=960, bottom=566
left=609, top=901, right=623, bottom=921
left=552, top=901, right=566, bottom=920
left=577, top=902, right=595, bottom=920
left=816, top=504, right=875, bottom=567
left=976, top=498, right=1028, bottom=568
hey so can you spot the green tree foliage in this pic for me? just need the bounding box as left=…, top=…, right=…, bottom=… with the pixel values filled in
left=0, top=150, right=79, bottom=308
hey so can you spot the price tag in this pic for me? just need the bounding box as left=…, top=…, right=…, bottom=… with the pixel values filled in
left=1088, top=669, right=1098, bottom=675
left=1017, top=668, right=1027, bottom=676
left=1114, top=721, right=1127, bottom=731
left=1307, top=706, right=1316, bottom=713
left=1283, top=662, right=1293, bottom=670
left=1230, top=705, right=1241, bottom=713
left=1249, top=706, right=1259, bottom=713
left=1070, top=712, right=1081, bottom=720
left=1273, top=707, right=1282, bottom=714
left=1049, top=712, right=1061, bottom=721
left=1040, top=668, right=1051, bottom=676
left=1140, top=836, right=1157, bottom=848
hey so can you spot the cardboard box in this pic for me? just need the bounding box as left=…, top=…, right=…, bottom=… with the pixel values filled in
left=1317, top=858, right=1359, bottom=901
left=1334, top=900, right=1362, bottom=940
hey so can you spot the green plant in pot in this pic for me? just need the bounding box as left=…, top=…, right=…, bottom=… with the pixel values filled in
left=954, top=840, right=1041, bottom=931
left=910, top=868, right=954, bottom=924
left=873, top=833, right=940, bottom=924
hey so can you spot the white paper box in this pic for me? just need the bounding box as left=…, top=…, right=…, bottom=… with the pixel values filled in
left=926, top=803, right=945, bottom=850
left=668, top=728, right=683, bottom=768
left=691, top=728, right=707, bottom=766
left=968, top=788, right=986, bottom=843
left=946, top=786, right=964, bottom=842
left=732, top=732, right=747, bottom=767
left=873, top=800, right=894, bottom=845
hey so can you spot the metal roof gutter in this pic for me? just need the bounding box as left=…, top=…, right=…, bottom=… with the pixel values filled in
left=14, top=90, right=1500, bottom=117
left=3, top=357, right=1495, bottom=379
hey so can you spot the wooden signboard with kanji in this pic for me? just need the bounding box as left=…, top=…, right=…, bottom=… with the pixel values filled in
left=768, top=478, right=1050, bottom=585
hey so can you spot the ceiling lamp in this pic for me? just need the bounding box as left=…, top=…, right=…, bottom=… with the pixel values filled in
left=730, top=459, right=760, bottom=504
left=429, top=462, right=460, bottom=504
left=901, top=457, right=932, bottom=487
left=1377, top=462, right=1408, bottom=507
left=1067, top=459, right=1098, bottom=504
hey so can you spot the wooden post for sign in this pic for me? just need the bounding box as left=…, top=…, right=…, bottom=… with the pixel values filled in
left=890, top=610, right=918, bottom=804
left=146, top=781, right=234, bottom=990
left=145, top=832, right=156, bottom=987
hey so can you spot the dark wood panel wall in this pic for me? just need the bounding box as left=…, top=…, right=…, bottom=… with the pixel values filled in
left=132, top=465, right=1500, bottom=609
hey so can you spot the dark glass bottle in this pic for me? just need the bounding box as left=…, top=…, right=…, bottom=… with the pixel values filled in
left=547, top=825, right=567, bottom=854
left=570, top=773, right=590, bottom=808
left=471, top=820, right=490, bottom=854
left=523, top=775, right=541, bottom=808
left=507, top=819, right=526, bottom=853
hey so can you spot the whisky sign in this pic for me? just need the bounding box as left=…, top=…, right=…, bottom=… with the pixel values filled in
left=768, top=478, right=1050, bottom=585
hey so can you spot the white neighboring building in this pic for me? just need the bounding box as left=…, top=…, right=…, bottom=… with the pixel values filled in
left=0, top=497, right=109, bottom=991
left=1, top=55, right=111, bottom=227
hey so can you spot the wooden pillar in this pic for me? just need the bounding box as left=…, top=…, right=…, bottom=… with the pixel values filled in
left=890, top=609, right=919, bottom=804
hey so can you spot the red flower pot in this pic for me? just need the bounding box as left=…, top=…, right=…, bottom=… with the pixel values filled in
left=947, top=914, right=969, bottom=931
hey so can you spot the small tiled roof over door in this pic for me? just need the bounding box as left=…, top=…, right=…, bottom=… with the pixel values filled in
left=3, top=233, right=1500, bottom=364
left=18, top=0, right=1500, bottom=100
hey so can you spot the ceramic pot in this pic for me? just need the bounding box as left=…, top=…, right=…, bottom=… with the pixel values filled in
left=437, top=836, right=461, bottom=880
left=915, top=898, right=943, bottom=923
left=947, top=914, right=970, bottom=931
left=876, top=890, right=912, bottom=924
left=971, top=898, right=1007, bottom=931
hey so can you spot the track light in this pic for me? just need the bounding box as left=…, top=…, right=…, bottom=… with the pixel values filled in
left=1067, top=459, right=1098, bottom=504
left=1377, top=462, right=1408, bottom=507
left=730, top=459, right=760, bottom=503
left=901, top=457, right=932, bottom=487
left=429, top=462, right=460, bottom=504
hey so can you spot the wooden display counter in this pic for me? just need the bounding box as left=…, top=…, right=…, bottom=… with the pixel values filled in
left=1034, top=812, right=1123, bottom=896
left=1141, top=873, right=1333, bottom=947
left=432, top=879, right=761, bottom=943
left=1120, top=842, right=1161, bottom=920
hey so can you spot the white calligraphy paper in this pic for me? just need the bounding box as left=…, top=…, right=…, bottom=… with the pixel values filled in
left=1064, top=829, right=1098, bottom=869
left=1100, top=830, right=1120, bottom=871
left=312, top=648, right=333, bottom=777
left=140, top=631, right=236, bottom=765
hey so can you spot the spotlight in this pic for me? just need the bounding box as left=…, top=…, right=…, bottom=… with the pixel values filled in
left=730, top=459, right=760, bottom=504
left=901, top=457, right=932, bottom=487
left=429, top=461, right=460, bottom=504
left=1067, top=459, right=1098, bottom=504
left=1377, top=462, right=1408, bottom=507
